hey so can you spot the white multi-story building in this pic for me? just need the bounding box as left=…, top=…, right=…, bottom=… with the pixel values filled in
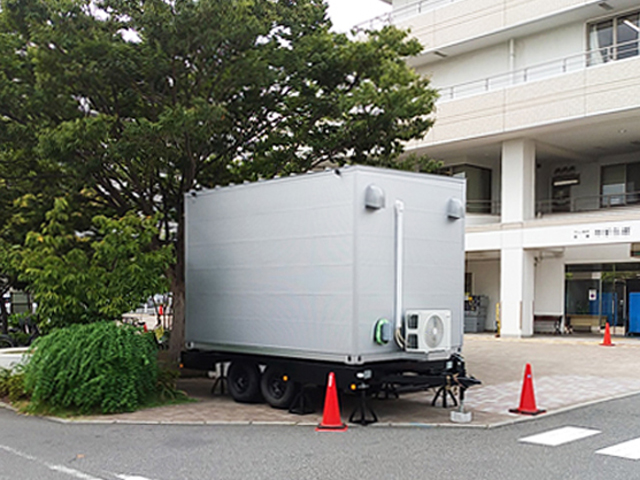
left=364, top=0, right=640, bottom=337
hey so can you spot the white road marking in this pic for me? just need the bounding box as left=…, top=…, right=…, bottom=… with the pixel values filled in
left=0, top=444, right=39, bottom=462
left=1, top=443, right=107, bottom=479
left=50, top=465, right=105, bottom=480
left=596, top=437, right=640, bottom=460
left=519, top=427, right=601, bottom=446
left=115, top=475, right=158, bottom=480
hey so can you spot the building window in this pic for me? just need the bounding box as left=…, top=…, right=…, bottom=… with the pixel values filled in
left=601, top=162, right=640, bottom=207
left=441, top=164, right=492, bottom=214
left=589, top=11, right=640, bottom=65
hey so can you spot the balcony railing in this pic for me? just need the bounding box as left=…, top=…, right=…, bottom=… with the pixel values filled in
left=467, top=191, right=640, bottom=218
left=535, top=191, right=640, bottom=216
left=466, top=200, right=501, bottom=215
left=353, top=0, right=461, bottom=32
left=438, top=39, right=639, bottom=103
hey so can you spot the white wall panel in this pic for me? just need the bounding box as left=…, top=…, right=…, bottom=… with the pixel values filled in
left=504, top=72, right=587, bottom=130
left=586, top=59, right=640, bottom=114
left=419, top=43, right=509, bottom=89
left=506, top=0, right=586, bottom=26
left=433, top=0, right=504, bottom=47
left=534, top=255, right=565, bottom=315
left=564, top=243, right=634, bottom=263
left=514, top=22, right=584, bottom=69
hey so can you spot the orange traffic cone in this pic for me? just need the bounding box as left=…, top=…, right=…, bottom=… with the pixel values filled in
left=601, top=322, right=614, bottom=346
left=316, top=372, right=347, bottom=432
left=509, top=363, right=546, bottom=416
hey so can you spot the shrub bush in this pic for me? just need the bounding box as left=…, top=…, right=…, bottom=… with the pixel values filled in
left=0, top=367, right=28, bottom=403
left=24, top=322, right=159, bottom=414
left=0, top=367, right=11, bottom=397
left=7, top=372, right=27, bottom=403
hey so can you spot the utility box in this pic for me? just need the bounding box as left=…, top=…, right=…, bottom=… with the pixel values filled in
left=185, top=166, right=466, bottom=365
left=464, top=295, right=488, bottom=333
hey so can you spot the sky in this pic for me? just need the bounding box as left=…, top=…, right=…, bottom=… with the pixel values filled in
left=325, top=0, right=392, bottom=33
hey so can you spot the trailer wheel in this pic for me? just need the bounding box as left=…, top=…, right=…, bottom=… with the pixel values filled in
left=260, top=366, right=298, bottom=409
left=227, top=361, right=262, bottom=403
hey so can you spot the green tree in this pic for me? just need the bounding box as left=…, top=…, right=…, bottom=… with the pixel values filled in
left=0, top=0, right=439, bottom=358
left=18, top=198, right=173, bottom=330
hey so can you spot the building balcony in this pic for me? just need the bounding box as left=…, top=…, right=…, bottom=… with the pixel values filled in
left=357, top=0, right=639, bottom=63
left=437, top=39, right=640, bottom=103
left=355, top=0, right=462, bottom=31
left=408, top=52, right=640, bottom=152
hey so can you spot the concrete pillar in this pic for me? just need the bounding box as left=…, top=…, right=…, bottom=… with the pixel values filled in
left=499, top=139, right=536, bottom=336
left=500, top=247, right=535, bottom=337
left=501, top=139, right=535, bottom=223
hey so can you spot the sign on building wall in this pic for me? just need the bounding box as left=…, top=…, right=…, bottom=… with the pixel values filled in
left=573, top=225, right=632, bottom=241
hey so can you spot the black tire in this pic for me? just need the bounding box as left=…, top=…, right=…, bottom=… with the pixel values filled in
left=227, top=361, right=262, bottom=403
left=0, top=335, right=15, bottom=349
left=260, top=366, right=299, bottom=409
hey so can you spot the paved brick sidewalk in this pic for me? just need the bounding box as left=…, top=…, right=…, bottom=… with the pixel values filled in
left=59, top=333, right=640, bottom=428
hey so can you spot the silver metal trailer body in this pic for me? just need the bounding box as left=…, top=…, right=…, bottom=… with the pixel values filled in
left=185, top=166, right=465, bottom=365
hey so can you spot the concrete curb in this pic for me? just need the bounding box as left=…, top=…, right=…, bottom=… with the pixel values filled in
left=0, top=400, right=17, bottom=413
left=7, top=389, right=630, bottom=429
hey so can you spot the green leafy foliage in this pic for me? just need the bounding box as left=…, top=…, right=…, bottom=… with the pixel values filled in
left=1, top=0, right=440, bottom=358
left=155, top=366, right=187, bottom=402
left=24, top=322, right=159, bottom=414
left=0, top=367, right=12, bottom=397
left=0, top=366, right=28, bottom=402
left=18, top=198, right=173, bottom=330
left=7, top=372, right=27, bottom=402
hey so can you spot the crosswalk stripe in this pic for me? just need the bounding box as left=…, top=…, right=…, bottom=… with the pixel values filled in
left=519, top=427, right=601, bottom=446
left=596, top=438, right=640, bottom=460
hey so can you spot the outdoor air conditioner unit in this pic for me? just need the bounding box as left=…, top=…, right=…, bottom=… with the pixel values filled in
left=404, top=310, right=452, bottom=354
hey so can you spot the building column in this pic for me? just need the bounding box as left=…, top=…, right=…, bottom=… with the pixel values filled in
left=500, top=247, right=535, bottom=337
left=499, top=139, right=536, bottom=336
left=501, top=139, right=535, bottom=223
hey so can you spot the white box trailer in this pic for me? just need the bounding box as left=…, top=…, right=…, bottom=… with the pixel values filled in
left=182, top=166, right=478, bottom=422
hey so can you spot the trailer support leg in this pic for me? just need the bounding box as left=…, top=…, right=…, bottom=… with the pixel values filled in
left=431, top=383, right=458, bottom=408
left=211, top=363, right=228, bottom=395
left=374, top=383, right=399, bottom=400
left=289, top=385, right=316, bottom=415
left=349, top=386, right=378, bottom=426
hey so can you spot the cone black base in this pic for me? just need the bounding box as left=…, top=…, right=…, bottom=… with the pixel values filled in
left=316, top=423, right=348, bottom=432
left=509, top=407, right=546, bottom=416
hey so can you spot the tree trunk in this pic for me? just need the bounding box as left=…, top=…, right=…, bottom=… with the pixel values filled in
left=0, top=286, right=8, bottom=335
left=167, top=217, right=186, bottom=365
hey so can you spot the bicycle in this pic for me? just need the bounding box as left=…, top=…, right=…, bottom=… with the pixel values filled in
left=0, top=334, right=15, bottom=349
left=0, top=315, right=40, bottom=348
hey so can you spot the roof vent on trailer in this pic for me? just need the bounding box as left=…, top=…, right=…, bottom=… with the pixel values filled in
left=447, top=198, right=464, bottom=219
left=365, top=184, right=386, bottom=210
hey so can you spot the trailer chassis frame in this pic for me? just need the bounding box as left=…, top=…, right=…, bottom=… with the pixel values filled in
left=181, top=350, right=480, bottom=425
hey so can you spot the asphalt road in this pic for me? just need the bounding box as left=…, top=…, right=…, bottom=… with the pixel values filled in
left=1, top=394, right=640, bottom=480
